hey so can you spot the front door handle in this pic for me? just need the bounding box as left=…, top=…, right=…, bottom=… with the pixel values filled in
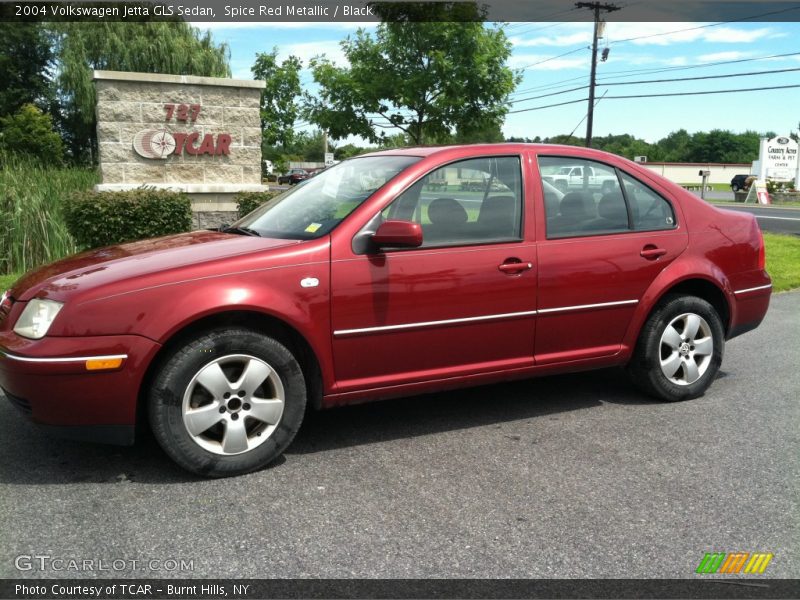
left=640, top=246, right=667, bottom=260
left=498, top=261, right=533, bottom=274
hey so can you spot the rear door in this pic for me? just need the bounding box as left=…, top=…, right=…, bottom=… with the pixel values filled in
left=533, top=155, right=688, bottom=364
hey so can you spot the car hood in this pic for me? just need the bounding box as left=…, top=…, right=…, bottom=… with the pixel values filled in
left=10, top=230, right=303, bottom=302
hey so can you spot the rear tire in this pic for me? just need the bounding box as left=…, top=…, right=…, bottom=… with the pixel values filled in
left=628, top=295, right=724, bottom=402
left=149, top=328, right=306, bottom=477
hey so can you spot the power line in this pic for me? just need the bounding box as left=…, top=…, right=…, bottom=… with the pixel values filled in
left=509, top=50, right=800, bottom=98
left=607, top=5, right=800, bottom=46
left=504, top=7, right=583, bottom=36
left=599, top=66, right=800, bottom=87
left=511, top=84, right=590, bottom=104
left=507, top=83, right=800, bottom=114
left=596, top=51, right=800, bottom=81
left=604, top=83, right=800, bottom=100
left=507, top=65, right=800, bottom=107
left=516, top=45, right=590, bottom=70
left=508, top=97, right=589, bottom=114
left=568, top=90, right=608, bottom=137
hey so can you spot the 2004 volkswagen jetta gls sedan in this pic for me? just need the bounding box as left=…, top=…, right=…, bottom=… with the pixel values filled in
left=0, top=144, right=771, bottom=477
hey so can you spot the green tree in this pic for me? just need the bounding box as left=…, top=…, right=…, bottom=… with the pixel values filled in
left=685, top=129, right=761, bottom=164
left=0, top=23, right=54, bottom=117
left=0, top=104, right=64, bottom=165
left=0, top=23, right=53, bottom=116
left=656, top=129, right=691, bottom=162
left=306, top=4, right=518, bottom=145
left=252, top=48, right=303, bottom=150
left=335, top=143, right=371, bottom=159
left=54, top=22, right=230, bottom=163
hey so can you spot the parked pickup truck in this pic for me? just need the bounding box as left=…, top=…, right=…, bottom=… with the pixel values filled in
left=545, top=165, right=618, bottom=193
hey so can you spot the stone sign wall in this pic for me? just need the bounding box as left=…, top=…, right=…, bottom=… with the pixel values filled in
left=93, top=70, right=267, bottom=228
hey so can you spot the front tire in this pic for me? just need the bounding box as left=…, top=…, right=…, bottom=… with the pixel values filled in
left=628, top=295, right=724, bottom=402
left=149, top=328, right=306, bottom=477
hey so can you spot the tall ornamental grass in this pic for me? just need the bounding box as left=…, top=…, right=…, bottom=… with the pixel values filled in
left=0, top=158, right=97, bottom=275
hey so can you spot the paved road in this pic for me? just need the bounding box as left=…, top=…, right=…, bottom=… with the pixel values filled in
left=1, top=293, right=798, bottom=580
left=716, top=205, right=800, bottom=236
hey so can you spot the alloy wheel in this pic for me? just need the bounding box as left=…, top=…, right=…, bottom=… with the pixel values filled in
left=181, top=354, right=285, bottom=455
left=658, top=313, right=714, bottom=386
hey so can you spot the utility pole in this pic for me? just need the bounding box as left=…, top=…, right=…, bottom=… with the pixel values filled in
left=575, top=2, right=620, bottom=148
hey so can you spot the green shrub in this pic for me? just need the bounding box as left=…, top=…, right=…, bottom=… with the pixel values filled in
left=0, top=104, right=64, bottom=166
left=235, top=190, right=278, bottom=218
left=64, top=188, right=192, bottom=249
left=0, top=158, right=96, bottom=275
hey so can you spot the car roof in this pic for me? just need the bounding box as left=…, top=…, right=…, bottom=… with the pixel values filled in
left=358, top=143, right=628, bottom=161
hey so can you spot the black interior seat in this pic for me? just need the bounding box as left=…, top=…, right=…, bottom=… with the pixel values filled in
left=426, top=197, right=468, bottom=242
left=477, top=195, right=518, bottom=239
left=548, top=192, right=593, bottom=235
left=582, top=193, right=629, bottom=232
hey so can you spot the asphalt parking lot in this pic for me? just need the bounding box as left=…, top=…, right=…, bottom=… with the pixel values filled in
left=1, top=291, right=797, bottom=580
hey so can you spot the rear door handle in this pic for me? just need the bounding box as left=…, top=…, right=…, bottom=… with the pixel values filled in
left=640, top=246, right=667, bottom=259
left=498, top=261, right=533, bottom=273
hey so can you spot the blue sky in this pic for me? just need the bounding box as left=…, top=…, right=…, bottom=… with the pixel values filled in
left=194, top=19, right=800, bottom=144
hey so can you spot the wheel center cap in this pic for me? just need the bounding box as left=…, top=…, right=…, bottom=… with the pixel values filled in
left=227, top=397, right=242, bottom=412
left=679, top=342, right=691, bottom=356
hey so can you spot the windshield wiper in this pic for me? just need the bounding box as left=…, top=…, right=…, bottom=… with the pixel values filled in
left=221, top=225, right=261, bottom=237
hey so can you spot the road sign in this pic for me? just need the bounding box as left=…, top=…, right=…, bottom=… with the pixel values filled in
left=758, top=136, right=798, bottom=181
left=324, top=152, right=335, bottom=167
left=754, top=180, right=771, bottom=205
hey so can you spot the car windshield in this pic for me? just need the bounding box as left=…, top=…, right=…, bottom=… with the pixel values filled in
left=236, top=155, right=421, bottom=239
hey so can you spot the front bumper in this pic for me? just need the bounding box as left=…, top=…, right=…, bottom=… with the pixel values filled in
left=0, top=331, right=161, bottom=445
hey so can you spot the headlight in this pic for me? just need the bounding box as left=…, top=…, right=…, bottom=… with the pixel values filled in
left=13, top=298, right=64, bottom=339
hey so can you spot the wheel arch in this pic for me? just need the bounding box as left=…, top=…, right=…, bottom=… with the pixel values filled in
left=623, top=265, right=734, bottom=360
left=653, top=278, right=731, bottom=334
left=136, top=309, right=325, bottom=434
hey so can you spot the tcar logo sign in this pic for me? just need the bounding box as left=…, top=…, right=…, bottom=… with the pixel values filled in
left=133, top=130, right=176, bottom=160
left=132, top=102, right=232, bottom=160
left=132, top=129, right=232, bottom=159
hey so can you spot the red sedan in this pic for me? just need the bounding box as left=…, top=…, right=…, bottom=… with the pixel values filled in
left=0, top=144, right=771, bottom=476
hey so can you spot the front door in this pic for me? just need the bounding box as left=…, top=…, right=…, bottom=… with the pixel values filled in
left=330, top=155, right=538, bottom=392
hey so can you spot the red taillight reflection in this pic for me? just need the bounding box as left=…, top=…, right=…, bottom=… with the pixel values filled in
left=757, top=227, right=766, bottom=270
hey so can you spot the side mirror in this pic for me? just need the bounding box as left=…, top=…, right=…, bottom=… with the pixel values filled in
left=371, top=220, right=423, bottom=249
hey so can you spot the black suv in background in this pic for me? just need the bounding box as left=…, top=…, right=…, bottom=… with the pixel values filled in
left=730, top=174, right=751, bottom=192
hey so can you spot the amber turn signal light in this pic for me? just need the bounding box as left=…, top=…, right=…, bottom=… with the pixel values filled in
left=85, top=357, right=124, bottom=371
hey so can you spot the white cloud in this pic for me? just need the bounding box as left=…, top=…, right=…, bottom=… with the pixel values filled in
left=279, top=40, right=348, bottom=66
left=696, top=51, right=754, bottom=62
left=702, top=26, right=777, bottom=43
left=604, top=22, right=778, bottom=46
left=511, top=22, right=784, bottom=48
left=510, top=31, right=591, bottom=47
left=509, top=54, right=587, bottom=71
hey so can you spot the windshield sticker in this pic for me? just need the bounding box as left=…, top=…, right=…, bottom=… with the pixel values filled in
left=305, top=223, right=322, bottom=233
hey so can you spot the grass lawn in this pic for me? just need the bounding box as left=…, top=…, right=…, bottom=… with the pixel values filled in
left=710, top=199, right=800, bottom=208
left=0, top=273, right=20, bottom=291
left=679, top=182, right=732, bottom=192
left=763, top=233, right=800, bottom=292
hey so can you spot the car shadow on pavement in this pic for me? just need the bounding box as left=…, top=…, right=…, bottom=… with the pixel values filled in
left=0, top=368, right=654, bottom=485
left=289, top=367, right=653, bottom=455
